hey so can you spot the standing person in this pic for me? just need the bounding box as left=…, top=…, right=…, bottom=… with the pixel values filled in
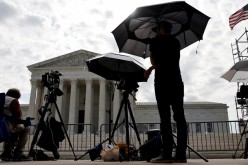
left=144, top=21, right=188, bottom=163
left=1, top=88, right=32, bottom=161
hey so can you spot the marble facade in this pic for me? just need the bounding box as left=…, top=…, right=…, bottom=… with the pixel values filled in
left=26, top=49, right=229, bottom=133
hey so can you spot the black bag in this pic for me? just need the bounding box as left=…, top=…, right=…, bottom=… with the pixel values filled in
left=139, top=134, right=162, bottom=162
left=30, top=149, right=52, bottom=161
left=88, top=144, right=103, bottom=161
left=37, top=117, right=65, bottom=152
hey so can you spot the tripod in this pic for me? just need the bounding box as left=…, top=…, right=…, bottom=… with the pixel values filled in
left=233, top=120, right=248, bottom=159
left=110, top=89, right=141, bottom=160
left=76, top=88, right=141, bottom=161
left=28, top=88, right=77, bottom=159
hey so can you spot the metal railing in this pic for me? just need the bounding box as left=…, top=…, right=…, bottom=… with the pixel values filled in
left=99, top=120, right=248, bottom=152
left=1, top=120, right=247, bottom=158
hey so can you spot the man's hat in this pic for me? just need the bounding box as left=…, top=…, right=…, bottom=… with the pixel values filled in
left=152, top=21, right=172, bottom=32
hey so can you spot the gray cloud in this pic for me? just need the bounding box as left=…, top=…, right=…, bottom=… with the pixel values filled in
left=0, top=1, right=18, bottom=21
left=19, top=14, right=46, bottom=27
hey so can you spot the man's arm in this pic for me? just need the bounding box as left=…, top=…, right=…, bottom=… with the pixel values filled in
left=144, top=52, right=156, bottom=79
left=150, top=52, right=156, bottom=66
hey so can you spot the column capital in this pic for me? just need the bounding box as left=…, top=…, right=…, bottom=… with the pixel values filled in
left=85, top=79, right=92, bottom=84
left=99, top=79, right=106, bottom=84
left=36, top=81, right=42, bottom=87
left=59, top=79, right=64, bottom=87
left=59, top=78, right=65, bottom=83
left=107, top=80, right=114, bottom=90
left=70, top=79, right=78, bottom=84
left=30, top=79, right=37, bottom=86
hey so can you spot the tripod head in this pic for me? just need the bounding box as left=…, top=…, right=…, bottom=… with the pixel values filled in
left=117, top=77, right=139, bottom=93
left=116, top=78, right=139, bottom=101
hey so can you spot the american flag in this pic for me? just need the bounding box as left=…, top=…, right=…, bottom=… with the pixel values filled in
left=229, top=4, right=248, bottom=30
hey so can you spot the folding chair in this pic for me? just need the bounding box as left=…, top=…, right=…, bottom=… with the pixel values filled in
left=0, top=93, right=15, bottom=160
left=0, top=93, right=10, bottom=143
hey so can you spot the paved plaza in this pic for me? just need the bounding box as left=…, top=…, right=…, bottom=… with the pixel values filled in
left=0, top=159, right=247, bottom=165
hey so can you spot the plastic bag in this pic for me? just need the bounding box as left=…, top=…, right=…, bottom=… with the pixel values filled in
left=100, top=144, right=119, bottom=161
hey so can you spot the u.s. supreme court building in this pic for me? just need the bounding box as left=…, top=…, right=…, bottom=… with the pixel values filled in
left=25, top=49, right=229, bottom=133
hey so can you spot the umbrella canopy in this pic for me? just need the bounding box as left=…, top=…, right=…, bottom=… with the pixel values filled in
left=86, top=52, right=147, bottom=82
left=221, top=60, right=248, bottom=82
left=112, top=1, right=210, bottom=58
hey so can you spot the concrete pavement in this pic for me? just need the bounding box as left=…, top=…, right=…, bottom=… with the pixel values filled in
left=0, top=159, right=247, bottom=165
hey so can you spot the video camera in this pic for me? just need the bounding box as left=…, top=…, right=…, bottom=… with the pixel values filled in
left=117, top=77, right=139, bottom=92
left=42, top=70, right=63, bottom=96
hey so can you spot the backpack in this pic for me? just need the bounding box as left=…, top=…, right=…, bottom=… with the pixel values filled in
left=139, top=133, right=162, bottom=162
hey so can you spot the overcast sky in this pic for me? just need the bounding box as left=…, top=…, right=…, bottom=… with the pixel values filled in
left=0, top=0, right=247, bottom=121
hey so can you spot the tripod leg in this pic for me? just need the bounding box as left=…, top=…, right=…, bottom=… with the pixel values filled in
left=111, top=99, right=125, bottom=138
left=172, top=133, right=208, bottom=162
left=127, top=100, right=141, bottom=146
left=28, top=103, right=49, bottom=156
left=124, top=101, right=130, bottom=160
left=244, top=138, right=248, bottom=159
left=106, top=109, right=112, bottom=144
left=233, top=133, right=244, bottom=158
left=233, top=122, right=247, bottom=159
left=74, top=150, right=89, bottom=161
left=54, top=102, right=77, bottom=158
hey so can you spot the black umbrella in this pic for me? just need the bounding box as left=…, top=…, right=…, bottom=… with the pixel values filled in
left=112, top=1, right=210, bottom=58
left=86, top=52, right=147, bottom=83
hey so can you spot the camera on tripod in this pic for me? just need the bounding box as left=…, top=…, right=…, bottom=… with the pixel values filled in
left=42, top=70, right=63, bottom=96
left=117, top=77, right=139, bottom=92
left=29, top=70, right=77, bottom=160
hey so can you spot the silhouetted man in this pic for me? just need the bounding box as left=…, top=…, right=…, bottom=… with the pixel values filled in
left=144, top=21, right=188, bottom=163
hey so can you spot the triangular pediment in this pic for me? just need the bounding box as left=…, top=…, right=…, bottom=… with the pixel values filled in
left=27, top=49, right=99, bottom=70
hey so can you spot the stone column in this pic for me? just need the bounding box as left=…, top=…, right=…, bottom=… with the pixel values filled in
left=113, top=88, right=120, bottom=122
left=68, top=79, right=78, bottom=133
left=34, top=81, right=42, bottom=124
left=28, top=80, right=37, bottom=118
left=34, top=81, right=42, bottom=111
left=84, top=79, right=92, bottom=129
left=55, top=79, right=64, bottom=120
left=98, top=79, right=106, bottom=132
